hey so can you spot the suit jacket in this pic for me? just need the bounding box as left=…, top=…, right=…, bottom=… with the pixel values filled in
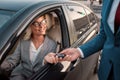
left=1, top=36, right=57, bottom=78
left=79, top=0, right=120, bottom=80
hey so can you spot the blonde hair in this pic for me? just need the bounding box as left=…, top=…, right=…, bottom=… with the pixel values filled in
left=23, top=26, right=32, bottom=40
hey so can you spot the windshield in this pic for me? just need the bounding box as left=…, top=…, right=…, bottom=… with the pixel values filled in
left=0, top=10, right=15, bottom=30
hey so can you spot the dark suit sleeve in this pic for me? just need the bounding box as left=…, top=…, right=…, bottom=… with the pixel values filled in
left=79, top=19, right=106, bottom=58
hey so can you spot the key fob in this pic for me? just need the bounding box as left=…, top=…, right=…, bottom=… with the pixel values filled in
left=56, top=53, right=66, bottom=58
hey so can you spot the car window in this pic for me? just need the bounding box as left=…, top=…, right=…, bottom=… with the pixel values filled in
left=66, top=5, right=90, bottom=39
left=84, top=8, right=97, bottom=27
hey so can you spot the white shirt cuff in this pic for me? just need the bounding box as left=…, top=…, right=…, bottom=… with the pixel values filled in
left=77, top=47, right=84, bottom=58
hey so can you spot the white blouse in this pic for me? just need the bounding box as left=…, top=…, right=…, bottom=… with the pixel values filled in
left=29, top=40, right=43, bottom=64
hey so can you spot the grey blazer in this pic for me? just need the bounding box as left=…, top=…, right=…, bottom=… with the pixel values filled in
left=1, top=36, right=57, bottom=78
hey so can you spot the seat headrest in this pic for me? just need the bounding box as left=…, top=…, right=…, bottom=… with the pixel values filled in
left=45, top=13, right=55, bottom=30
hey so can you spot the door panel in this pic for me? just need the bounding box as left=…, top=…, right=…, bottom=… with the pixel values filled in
left=63, top=3, right=100, bottom=80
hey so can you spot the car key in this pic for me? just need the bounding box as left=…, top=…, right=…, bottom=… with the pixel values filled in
left=56, top=53, right=66, bottom=58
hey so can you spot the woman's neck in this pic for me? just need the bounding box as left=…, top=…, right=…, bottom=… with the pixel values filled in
left=32, top=35, right=45, bottom=42
left=31, top=35, right=45, bottom=49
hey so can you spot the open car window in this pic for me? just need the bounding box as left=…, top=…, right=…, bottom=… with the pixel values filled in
left=0, top=10, right=68, bottom=80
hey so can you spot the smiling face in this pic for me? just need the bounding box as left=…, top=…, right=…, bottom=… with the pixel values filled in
left=31, top=16, right=47, bottom=36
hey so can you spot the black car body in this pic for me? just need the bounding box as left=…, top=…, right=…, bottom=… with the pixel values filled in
left=0, top=0, right=100, bottom=80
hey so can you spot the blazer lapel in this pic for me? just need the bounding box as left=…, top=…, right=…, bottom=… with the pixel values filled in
left=23, top=40, right=32, bottom=65
left=104, top=0, right=113, bottom=21
left=103, top=0, right=114, bottom=33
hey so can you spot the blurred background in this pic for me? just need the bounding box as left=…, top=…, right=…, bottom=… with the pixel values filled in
left=72, top=0, right=102, bottom=19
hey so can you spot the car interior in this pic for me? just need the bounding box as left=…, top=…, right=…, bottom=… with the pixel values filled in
left=45, top=12, right=62, bottom=53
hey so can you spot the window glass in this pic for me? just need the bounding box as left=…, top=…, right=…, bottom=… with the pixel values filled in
left=84, top=8, right=96, bottom=26
left=66, top=5, right=90, bottom=39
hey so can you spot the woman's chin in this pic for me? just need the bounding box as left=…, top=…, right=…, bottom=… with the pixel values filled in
left=36, top=33, right=46, bottom=36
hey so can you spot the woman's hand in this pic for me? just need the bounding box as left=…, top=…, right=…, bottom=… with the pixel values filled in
left=44, top=53, right=58, bottom=64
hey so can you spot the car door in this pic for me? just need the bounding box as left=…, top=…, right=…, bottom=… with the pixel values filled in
left=62, top=2, right=100, bottom=80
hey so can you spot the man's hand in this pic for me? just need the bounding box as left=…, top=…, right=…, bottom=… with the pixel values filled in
left=44, top=48, right=81, bottom=64
left=60, top=48, right=81, bottom=61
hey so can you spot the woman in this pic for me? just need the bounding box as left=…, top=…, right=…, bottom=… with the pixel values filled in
left=0, top=15, right=57, bottom=80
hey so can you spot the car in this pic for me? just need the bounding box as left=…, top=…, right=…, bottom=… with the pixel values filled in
left=0, top=0, right=100, bottom=80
